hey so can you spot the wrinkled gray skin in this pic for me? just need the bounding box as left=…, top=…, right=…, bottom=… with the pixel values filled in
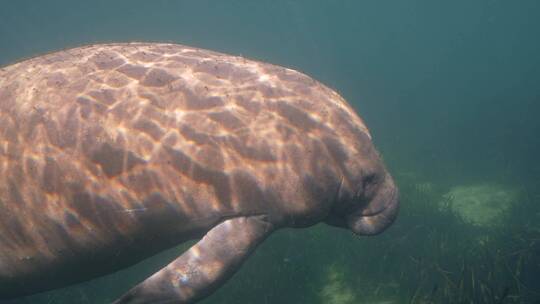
left=0, top=43, right=398, bottom=303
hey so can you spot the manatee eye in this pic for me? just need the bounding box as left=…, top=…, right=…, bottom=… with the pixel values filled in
left=360, top=171, right=380, bottom=199
left=362, top=172, right=376, bottom=190
left=364, top=172, right=376, bottom=185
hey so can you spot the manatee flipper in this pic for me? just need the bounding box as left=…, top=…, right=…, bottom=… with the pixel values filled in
left=112, top=215, right=273, bottom=304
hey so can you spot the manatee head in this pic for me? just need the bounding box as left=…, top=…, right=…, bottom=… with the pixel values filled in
left=324, top=133, right=399, bottom=236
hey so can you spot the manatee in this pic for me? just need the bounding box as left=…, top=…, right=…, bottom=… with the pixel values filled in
left=0, top=43, right=398, bottom=303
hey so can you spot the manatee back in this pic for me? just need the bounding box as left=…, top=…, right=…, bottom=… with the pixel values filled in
left=0, top=43, right=374, bottom=261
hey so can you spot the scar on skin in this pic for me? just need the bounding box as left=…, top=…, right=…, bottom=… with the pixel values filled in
left=120, top=208, right=148, bottom=213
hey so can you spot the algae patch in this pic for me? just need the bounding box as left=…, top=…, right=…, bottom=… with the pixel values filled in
left=441, top=183, right=518, bottom=227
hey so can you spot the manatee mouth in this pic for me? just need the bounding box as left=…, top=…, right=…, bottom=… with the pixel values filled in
left=348, top=183, right=399, bottom=236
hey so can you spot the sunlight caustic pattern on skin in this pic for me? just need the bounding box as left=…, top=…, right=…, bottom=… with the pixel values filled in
left=0, top=43, right=377, bottom=294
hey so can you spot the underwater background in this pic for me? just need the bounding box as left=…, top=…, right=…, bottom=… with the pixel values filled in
left=1, top=0, right=539, bottom=303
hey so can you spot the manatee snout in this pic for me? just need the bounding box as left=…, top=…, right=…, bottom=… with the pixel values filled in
left=347, top=174, right=399, bottom=235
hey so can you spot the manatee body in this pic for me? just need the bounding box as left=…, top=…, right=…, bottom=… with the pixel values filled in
left=0, top=43, right=398, bottom=303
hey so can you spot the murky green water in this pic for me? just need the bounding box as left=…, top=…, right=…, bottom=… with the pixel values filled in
left=1, top=1, right=539, bottom=303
